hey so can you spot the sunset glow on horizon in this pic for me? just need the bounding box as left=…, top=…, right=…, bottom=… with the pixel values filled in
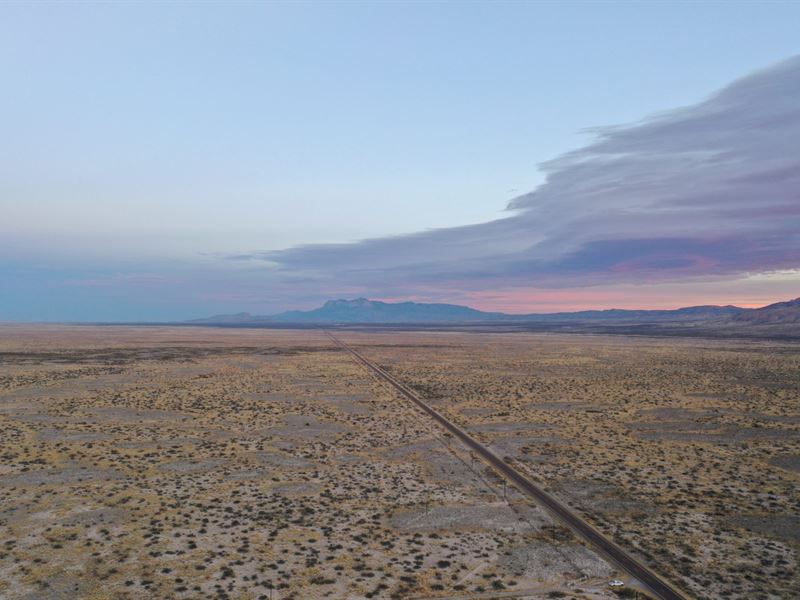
left=2, top=2, right=799, bottom=321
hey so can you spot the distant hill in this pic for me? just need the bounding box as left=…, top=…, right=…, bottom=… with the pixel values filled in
left=519, top=304, right=745, bottom=322
left=273, top=298, right=505, bottom=323
left=188, top=312, right=260, bottom=324
left=729, top=298, right=800, bottom=324
left=188, top=297, right=757, bottom=324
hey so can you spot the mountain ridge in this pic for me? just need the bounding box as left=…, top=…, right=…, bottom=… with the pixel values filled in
left=730, top=297, right=800, bottom=324
left=187, top=296, right=800, bottom=325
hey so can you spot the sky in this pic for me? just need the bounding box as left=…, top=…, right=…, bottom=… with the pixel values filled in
left=2, top=1, right=799, bottom=321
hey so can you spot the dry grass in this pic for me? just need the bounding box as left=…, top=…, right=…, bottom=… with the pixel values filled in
left=1, top=325, right=797, bottom=599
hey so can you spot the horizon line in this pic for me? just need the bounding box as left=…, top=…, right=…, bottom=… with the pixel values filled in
left=1, top=295, right=795, bottom=325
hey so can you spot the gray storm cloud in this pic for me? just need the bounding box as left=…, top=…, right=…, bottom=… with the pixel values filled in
left=244, top=55, right=800, bottom=293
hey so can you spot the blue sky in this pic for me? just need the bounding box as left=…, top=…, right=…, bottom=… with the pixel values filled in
left=2, top=1, right=800, bottom=320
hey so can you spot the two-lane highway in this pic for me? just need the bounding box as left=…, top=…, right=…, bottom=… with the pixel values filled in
left=325, top=331, right=690, bottom=600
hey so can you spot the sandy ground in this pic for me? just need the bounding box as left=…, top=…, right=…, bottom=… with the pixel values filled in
left=0, top=325, right=797, bottom=599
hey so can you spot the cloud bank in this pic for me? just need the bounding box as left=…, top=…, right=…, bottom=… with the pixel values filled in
left=237, top=56, right=800, bottom=301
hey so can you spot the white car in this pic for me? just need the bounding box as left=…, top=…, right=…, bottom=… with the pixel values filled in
left=609, top=580, right=625, bottom=587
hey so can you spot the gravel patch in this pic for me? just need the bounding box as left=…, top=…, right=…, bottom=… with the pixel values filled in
left=243, top=392, right=303, bottom=403
left=640, top=406, right=800, bottom=425
left=253, top=451, right=316, bottom=469
left=421, top=449, right=481, bottom=489
left=555, top=479, right=656, bottom=516
left=639, top=407, right=714, bottom=420
left=525, top=401, right=595, bottom=411
left=489, top=435, right=570, bottom=459
left=36, top=428, right=110, bottom=442
left=19, top=574, right=93, bottom=600
left=730, top=515, right=800, bottom=543
left=60, top=507, right=128, bottom=527
left=384, top=439, right=441, bottom=460
left=272, top=481, right=322, bottom=497
left=116, top=436, right=201, bottom=448
left=84, top=407, right=192, bottom=423
left=635, top=426, right=799, bottom=443
left=158, top=458, right=227, bottom=473
left=391, top=502, right=545, bottom=533
left=499, top=541, right=613, bottom=579
left=769, top=454, right=800, bottom=473
left=459, top=407, right=495, bottom=416
left=318, top=394, right=373, bottom=415
left=627, top=421, right=722, bottom=432
left=336, top=453, right=367, bottom=464
left=7, top=413, right=75, bottom=424
left=226, top=469, right=272, bottom=480
left=471, top=422, right=551, bottom=433
left=0, top=466, right=125, bottom=487
left=265, top=414, right=351, bottom=442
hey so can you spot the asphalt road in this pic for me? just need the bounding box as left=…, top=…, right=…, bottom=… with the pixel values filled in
left=325, top=331, right=691, bottom=600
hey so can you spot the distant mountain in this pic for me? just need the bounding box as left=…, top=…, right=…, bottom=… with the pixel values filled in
left=188, top=297, right=757, bottom=325
left=519, top=304, right=744, bottom=322
left=187, top=312, right=269, bottom=324
left=272, top=298, right=506, bottom=323
left=729, top=298, right=800, bottom=324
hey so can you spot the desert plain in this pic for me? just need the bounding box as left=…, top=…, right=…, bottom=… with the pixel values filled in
left=0, top=325, right=798, bottom=599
